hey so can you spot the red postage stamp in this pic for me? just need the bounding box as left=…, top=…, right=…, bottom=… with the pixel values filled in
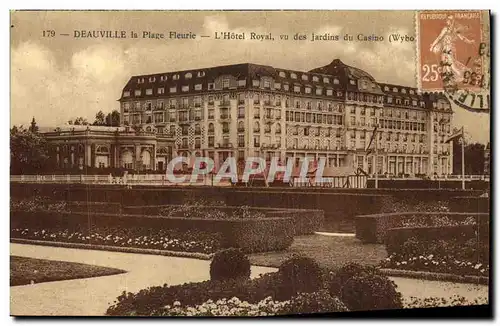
left=417, top=11, right=486, bottom=93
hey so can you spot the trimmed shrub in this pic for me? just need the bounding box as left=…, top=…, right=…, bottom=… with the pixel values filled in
left=339, top=274, right=402, bottom=311
left=283, top=290, right=348, bottom=315
left=278, top=256, right=323, bottom=299
left=327, top=263, right=379, bottom=295
left=210, top=248, right=251, bottom=282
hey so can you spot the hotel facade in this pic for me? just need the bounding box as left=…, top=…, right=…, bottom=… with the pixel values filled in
left=115, top=59, right=454, bottom=177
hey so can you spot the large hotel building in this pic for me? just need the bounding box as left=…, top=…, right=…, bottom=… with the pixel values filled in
left=115, top=59, right=453, bottom=176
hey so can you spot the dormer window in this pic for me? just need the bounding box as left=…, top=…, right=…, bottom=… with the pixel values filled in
left=172, top=74, right=180, bottom=81
left=123, top=91, right=130, bottom=97
left=312, top=76, right=319, bottom=82
left=146, top=88, right=153, bottom=95
left=305, top=87, right=311, bottom=94
left=182, top=85, right=189, bottom=92
left=149, top=77, right=156, bottom=83
left=283, top=84, right=289, bottom=91
left=324, top=77, right=330, bottom=84
left=290, top=73, right=297, bottom=79
left=279, top=71, right=286, bottom=78
left=420, top=101, right=425, bottom=108
left=137, top=78, right=145, bottom=84
left=158, top=88, right=165, bottom=95
left=134, top=89, right=141, bottom=96
left=316, top=87, right=322, bottom=95
left=170, top=86, right=177, bottom=93
left=349, top=80, right=356, bottom=85
left=222, top=78, right=230, bottom=89
left=185, top=72, right=193, bottom=79
left=264, top=80, right=271, bottom=88
left=274, top=82, right=281, bottom=89
left=195, top=84, right=202, bottom=91
left=302, top=74, right=308, bottom=81
left=410, top=89, right=415, bottom=95
left=160, top=75, right=167, bottom=82
left=197, top=71, right=205, bottom=77
left=326, top=89, right=333, bottom=96
left=393, top=87, right=398, bottom=92
left=401, top=88, right=407, bottom=94
left=294, top=85, right=301, bottom=93
left=252, top=80, right=260, bottom=87
left=384, top=86, right=389, bottom=91
left=333, top=78, right=339, bottom=85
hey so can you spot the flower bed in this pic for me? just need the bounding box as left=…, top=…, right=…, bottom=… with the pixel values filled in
left=11, top=226, right=222, bottom=254
left=382, top=233, right=489, bottom=277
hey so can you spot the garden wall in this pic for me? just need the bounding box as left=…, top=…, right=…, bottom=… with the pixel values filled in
left=10, top=210, right=294, bottom=253
left=355, top=212, right=490, bottom=244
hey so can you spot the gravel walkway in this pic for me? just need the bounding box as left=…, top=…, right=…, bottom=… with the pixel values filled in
left=10, top=243, right=488, bottom=316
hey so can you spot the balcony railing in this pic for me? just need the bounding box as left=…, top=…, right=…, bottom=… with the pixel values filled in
left=179, top=144, right=190, bottom=149
left=208, top=130, right=215, bottom=134
left=254, top=143, right=260, bottom=147
left=222, top=128, right=230, bottom=134
left=253, top=100, right=260, bottom=105
left=254, top=114, right=260, bottom=119
left=218, top=142, right=233, bottom=148
left=238, top=100, right=245, bottom=105
left=276, top=101, right=281, bottom=106
left=237, top=127, right=245, bottom=132
left=264, top=100, right=272, bottom=106
left=220, top=100, right=231, bottom=106
left=238, top=114, right=245, bottom=119
left=220, top=114, right=231, bottom=120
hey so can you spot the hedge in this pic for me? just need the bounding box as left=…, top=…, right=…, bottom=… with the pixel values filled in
left=449, top=196, right=490, bottom=213
left=122, top=205, right=324, bottom=235
left=356, top=212, right=490, bottom=244
left=10, top=210, right=294, bottom=253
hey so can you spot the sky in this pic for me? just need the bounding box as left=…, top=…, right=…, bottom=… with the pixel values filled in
left=10, top=10, right=490, bottom=144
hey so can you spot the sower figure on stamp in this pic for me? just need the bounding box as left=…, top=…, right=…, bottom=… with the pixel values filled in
left=429, top=15, right=475, bottom=83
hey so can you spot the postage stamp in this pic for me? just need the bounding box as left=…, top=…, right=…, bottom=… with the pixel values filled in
left=416, top=10, right=490, bottom=112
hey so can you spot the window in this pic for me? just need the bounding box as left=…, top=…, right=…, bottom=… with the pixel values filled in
left=274, top=82, right=281, bottom=89
left=316, top=87, right=323, bottom=95
left=185, top=72, right=192, bottom=79
left=393, top=87, right=398, bottom=92
left=157, top=100, right=164, bottom=109
left=208, top=83, right=215, bottom=90
left=146, top=89, right=153, bottom=95
left=208, top=136, right=214, bottom=147
left=312, top=76, right=319, bottom=82
left=305, top=87, right=311, bottom=94
left=326, top=89, right=333, bottom=96
left=238, top=134, right=245, bottom=147
left=208, top=123, right=214, bottom=133
left=238, top=79, right=246, bottom=87
left=195, top=84, right=202, bottom=91
left=137, top=78, right=145, bottom=84
left=158, top=88, right=165, bottom=94
left=302, top=74, right=308, bottom=81
left=160, top=75, right=167, bottom=81
left=401, top=89, right=406, bottom=94
left=123, top=91, right=130, bottom=97
left=384, top=86, right=389, bottom=91
left=294, top=85, right=301, bottom=93
left=197, top=71, right=205, bottom=77
left=182, top=85, right=189, bottom=92
left=252, top=80, right=260, bottom=87
left=222, top=78, right=230, bottom=89
left=169, top=86, right=177, bottom=93
left=264, top=80, right=271, bottom=88
left=333, top=78, right=339, bottom=85
left=350, top=80, right=356, bottom=85
left=290, top=73, right=297, bottom=79
left=283, top=84, right=289, bottom=91
left=149, top=76, right=156, bottom=83
left=135, top=89, right=141, bottom=96
left=172, top=74, right=180, bottom=80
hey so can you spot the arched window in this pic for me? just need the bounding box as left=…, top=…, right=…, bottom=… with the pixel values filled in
left=275, top=123, right=281, bottom=134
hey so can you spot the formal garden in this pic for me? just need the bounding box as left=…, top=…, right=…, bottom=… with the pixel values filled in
left=10, top=189, right=490, bottom=315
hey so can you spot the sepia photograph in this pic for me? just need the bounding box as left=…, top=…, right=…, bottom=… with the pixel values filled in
left=9, top=9, right=491, bottom=317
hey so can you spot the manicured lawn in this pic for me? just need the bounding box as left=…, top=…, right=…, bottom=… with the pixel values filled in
left=10, top=256, right=126, bottom=286
left=248, top=234, right=387, bottom=270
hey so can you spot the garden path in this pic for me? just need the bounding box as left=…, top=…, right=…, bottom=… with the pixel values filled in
left=10, top=243, right=488, bottom=316
left=10, top=243, right=275, bottom=316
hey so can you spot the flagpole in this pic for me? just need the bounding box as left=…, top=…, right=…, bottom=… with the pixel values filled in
left=461, top=129, right=465, bottom=190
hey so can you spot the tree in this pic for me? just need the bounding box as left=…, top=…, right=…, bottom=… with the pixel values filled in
left=452, top=140, right=485, bottom=175
left=68, top=117, right=89, bottom=125
left=105, top=110, right=120, bottom=126
left=93, top=110, right=106, bottom=126
left=10, top=125, right=51, bottom=174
